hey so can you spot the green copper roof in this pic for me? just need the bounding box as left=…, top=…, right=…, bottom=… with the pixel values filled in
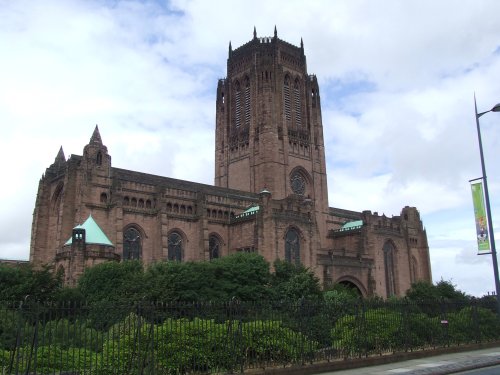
left=341, top=220, right=363, bottom=230
left=243, top=205, right=260, bottom=214
left=64, top=215, right=114, bottom=246
left=235, top=205, right=260, bottom=218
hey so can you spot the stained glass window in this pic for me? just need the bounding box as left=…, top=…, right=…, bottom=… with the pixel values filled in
left=285, top=228, right=300, bottom=265
left=209, top=235, right=220, bottom=260
left=383, top=242, right=396, bottom=297
left=290, top=173, right=306, bottom=195
left=123, top=227, right=141, bottom=260
left=168, top=232, right=183, bottom=261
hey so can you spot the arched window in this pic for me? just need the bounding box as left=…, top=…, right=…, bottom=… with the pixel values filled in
left=131, top=197, right=137, bottom=207
left=100, top=192, right=108, bottom=204
left=285, top=228, right=300, bottom=265
left=123, top=196, right=130, bottom=206
left=283, top=76, right=291, bottom=123
left=51, top=183, right=64, bottom=214
left=146, top=200, right=152, bottom=209
left=138, top=199, right=144, bottom=208
left=383, top=241, right=396, bottom=297
left=234, top=81, right=241, bottom=128
left=244, top=77, right=251, bottom=126
left=123, top=227, right=142, bottom=260
left=168, top=232, right=183, bottom=261
left=209, top=234, right=221, bottom=260
left=410, top=256, right=418, bottom=283
left=294, top=79, right=301, bottom=126
left=96, top=151, right=102, bottom=166
left=290, top=171, right=306, bottom=196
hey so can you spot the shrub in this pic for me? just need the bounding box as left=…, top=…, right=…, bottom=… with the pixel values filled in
left=331, top=307, right=440, bottom=356
left=90, top=316, right=317, bottom=374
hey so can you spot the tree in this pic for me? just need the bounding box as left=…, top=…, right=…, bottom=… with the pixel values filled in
left=0, top=264, right=63, bottom=302
left=143, top=252, right=272, bottom=302
left=405, top=280, right=470, bottom=303
left=271, top=260, right=322, bottom=302
left=78, top=260, right=145, bottom=304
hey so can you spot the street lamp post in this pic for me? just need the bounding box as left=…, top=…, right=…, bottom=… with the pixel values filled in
left=474, top=97, right=500, bottom=315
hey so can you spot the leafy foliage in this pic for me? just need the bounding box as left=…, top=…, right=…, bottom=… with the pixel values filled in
left=78, top=260, right=145, bottom=304
left=331, top=306, right=445, bottom=356
left=0, top=264, right=63, bottom=302
left=143, top=252, right=272, bottom=302
left=271, top=260, right=322, bottom=302
left=91, top=316, right=316, bottom=375
left=406, top=280, right=470, bottom=303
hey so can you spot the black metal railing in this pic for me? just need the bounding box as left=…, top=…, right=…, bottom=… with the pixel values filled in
left=1, top=299, right=499, bottom=374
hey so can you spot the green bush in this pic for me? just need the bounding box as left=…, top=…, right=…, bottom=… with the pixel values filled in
left=40, top=318, right=103, bottom=351
left=4, top=345, right=97, bottom=374
left=0, top=307, right=35, bottom=351
left=331, top=307, right=440, bottom=356
left=447, top=306, right=500, bottom=344
left=241, top=320, right=317, bottom=365
left=90, top=316, right=316, bottom=374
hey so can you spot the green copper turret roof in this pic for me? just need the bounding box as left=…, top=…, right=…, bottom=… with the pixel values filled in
left=64, top=215, right=114, bottom=246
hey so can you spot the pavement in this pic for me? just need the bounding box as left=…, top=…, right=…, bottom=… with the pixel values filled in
left=316, top=346, right=500, bottom=375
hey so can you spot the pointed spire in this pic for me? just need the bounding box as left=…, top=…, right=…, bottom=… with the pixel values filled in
left=90, top=125, right=102, bottom=145
left=55, top=146, right=65, bottom=164
left=229, top=41, right=232, bottom=56
left=300, top=37, right=304, bottom=50
left=274, top=25, right=277, bottom=38
left=253, top=26, right=257, bottom=40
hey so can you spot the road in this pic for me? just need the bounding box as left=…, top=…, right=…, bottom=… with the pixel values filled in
left=454, top=365, right=500, bottom=374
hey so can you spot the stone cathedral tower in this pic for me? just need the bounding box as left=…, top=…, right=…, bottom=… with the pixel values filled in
left=215, top=27, right=327, bottom=202
left=215, top=27, right=330, bottom=245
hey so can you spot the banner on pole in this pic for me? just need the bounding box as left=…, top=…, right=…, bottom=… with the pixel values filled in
left=471, top=180, right=491, bottom=254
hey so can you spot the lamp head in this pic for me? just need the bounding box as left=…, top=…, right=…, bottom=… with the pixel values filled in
left=491, top=103, right=500, bottom=112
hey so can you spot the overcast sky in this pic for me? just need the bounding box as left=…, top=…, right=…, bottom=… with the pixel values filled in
left=1, top=0, right=500, bottom=296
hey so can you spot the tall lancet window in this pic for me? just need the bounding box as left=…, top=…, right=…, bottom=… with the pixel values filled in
left=123, top=227, right=142, bottom=260
left=294, top=79, right=301, bottom=126
left=244, top=77, right=251, bottom=127
left=168, top=232, right=183, bottom=261
left=285, top=228, right=300, bottom=265
left=234, top=81, right=241, bottom=128
left=209, top=234, right=221, bottom=260
left=283, top=76, right=291, bottom=123
left=383, top=241, right=396, bottom=297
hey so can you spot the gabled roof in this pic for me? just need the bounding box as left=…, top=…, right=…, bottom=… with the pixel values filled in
left=64, top=215, right=114, bottom=246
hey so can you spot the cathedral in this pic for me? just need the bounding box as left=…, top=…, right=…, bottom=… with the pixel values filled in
left=30, top=28, right=432, bottom=297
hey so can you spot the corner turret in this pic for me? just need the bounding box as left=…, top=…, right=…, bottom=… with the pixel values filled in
left=55, top=146, right=66, bottom=166
left=83, top=125, right=111, bottom=171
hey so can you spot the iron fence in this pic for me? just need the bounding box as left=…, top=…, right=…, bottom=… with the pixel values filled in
left=1, top=299, right=499, bottom=374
